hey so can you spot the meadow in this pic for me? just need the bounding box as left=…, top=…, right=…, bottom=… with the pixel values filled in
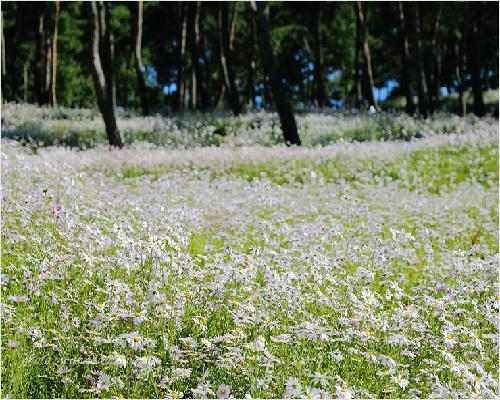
left=1, top=104, right=499, bottom=398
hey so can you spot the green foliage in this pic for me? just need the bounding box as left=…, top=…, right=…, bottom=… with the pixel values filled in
left=1, top=1, right=498, bottom=112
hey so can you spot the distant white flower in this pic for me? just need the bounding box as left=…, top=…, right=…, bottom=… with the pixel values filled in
left=133, top=309, right=148, bottom=325
left=112, top=351, right=127, bottom=368
left=271, top=333, right=292, bottom=343
left=165, top=390, right=184, bottom=399
left=285, top=377, right=302, bottom=398
left=391, top=374, right=409, bottom=389
left=191, top=382, right=213, bottom=398
left=217, top=384, right=231, bottom=399
left=311, top=371, right=328, bottom=387
left=96, top=373, right=112, bottom=392
left=173, top=368, right=192, bottom=379
left=125, top=332, right=144, bottom=350
left=443, top=330, right=457, bottom=348
left=335, top=385, right=353, bottom=399
left=304, top=386, right=324, bottom=399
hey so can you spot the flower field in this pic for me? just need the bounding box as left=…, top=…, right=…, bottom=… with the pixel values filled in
left=1, top=107, right=499, bottom=398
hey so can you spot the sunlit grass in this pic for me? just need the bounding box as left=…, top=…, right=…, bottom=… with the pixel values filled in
left=1, top=110, right=498, bottom=398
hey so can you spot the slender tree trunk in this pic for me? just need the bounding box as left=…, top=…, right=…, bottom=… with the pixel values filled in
left=23, top=64, right=28, bottom=102
left=196, top=1, right=209, bottom=109
left=217, top=2, right=241, bottom=115
left=34, top=9, right=43, bottom=104
left=356, top=1, right=378, bottom=110
left=412, top=3, right=430, bottom=118
left=200, top=16, right=210, bottom=108
left=0, top=10, right=4, bottom=102
left=1, top=11, right=6, bottom=78
left=455, top=22, right=466, bottom=116
left=123, top=74, right=128, bottom=109
left=190, top=67, right=196, bottom=109
left=215, top=2, right=238, bottom=108
left=469, top=2, right=485, bottom=116
left=88, top=1, right=123, bottom=148
left=134, top=1, right=149, bottom=115
left=43, top=3, right=52, bottom=104
left=229, top=1, right=238, bottom=51
left=454, top=2, right=469, bottom=116
left=353, top=3, right=362, bottom=109
left=312, top=2, right=325, bottom=108
left=51, top=0, right=60, bottom=106
left=430, top=3, right=442, bottom=110
left=251, top=1, right=300, bottom=146
left=397, top=1, right=414, bottom=114
left=246, top=4, right=256, bottom=109
left=189, top=2, right=208, bottom=110
left=35, top=3, right=51, bottom=105
left=174, top=2, right=187, bottom=110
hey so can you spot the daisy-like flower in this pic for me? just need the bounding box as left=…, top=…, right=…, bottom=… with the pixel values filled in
left=96, top=373, right=112, bottom=393
left=311, top=371, right=328, bottom=387
left=271, top=333, right=292, bottom=343
left=217, top=384, right=231, bottom=399
left=133, top=309, right=148, bottom=325
left=111, top=351, right=127, bottom=368
left=335, top=385, right=353, bottom=399
left=304, top=386, right=325, bottom=399
left=191, top=382, right=213, bottom=398
left=173, top=368, right=192, bottom=379
left=166, top=391, right=184, bottom=399
left=443, top=330, right=457, bottom=348
left=469, top=331, right=483, bottom=350
left=285, top=377, right=302, bottom=398
left=391, top=374, right=409, bottom=389
left=126, top=332, right=145, bottom=350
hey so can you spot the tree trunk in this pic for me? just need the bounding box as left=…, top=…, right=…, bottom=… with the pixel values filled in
left=35, top=3, right=51, bottom=105
left=246, top=4, right=256, bottom=109
left=454, top=3, right=468, bottom=116
left=469, top=2, right=485, bottom=116
left=356, top=1, right=378, bottom=110
left=397, top=2, right=414, bottom=114
left=353, top=3, right=361, bottom=108
left=134, top=0, right=149, bottom=115
left=217, top=1, right=241, bottom=116
left=229, top=1, right=238, bottom=51
left=430, top=3, right=442, bottom=110
left=215, top=2, right=238, bottom=108
left=312, top=2, right=325, bottom=108
left=412, top=3, right=430, bottom=118
left=189, top=2, right=208, bottom=110
left=23, top=63, right=28, bottom=102
left=1, top=11, right=6, bottom=78
left=43, top=4, right=52, bottom=104
left=251, top=1, right=300, bottom=146
left=174, top=2, right=187, bottom=110
left=51, top=0, right=60, bottom=107
left=88, top=1, right=123, bottom=148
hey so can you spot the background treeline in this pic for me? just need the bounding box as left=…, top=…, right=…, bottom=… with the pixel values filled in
left=2, top=1, right=498, bottom=117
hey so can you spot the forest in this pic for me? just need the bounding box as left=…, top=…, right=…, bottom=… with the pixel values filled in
left=2, top=1, right=499, bottom=146
left=1, top=2, right=499, bottom=399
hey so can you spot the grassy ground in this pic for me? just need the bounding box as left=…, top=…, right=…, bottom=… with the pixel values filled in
left=1, top=108, right=498, bottom=398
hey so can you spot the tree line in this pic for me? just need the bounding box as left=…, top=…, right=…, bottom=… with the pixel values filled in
left=2, top=1, right=498, bottom=147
